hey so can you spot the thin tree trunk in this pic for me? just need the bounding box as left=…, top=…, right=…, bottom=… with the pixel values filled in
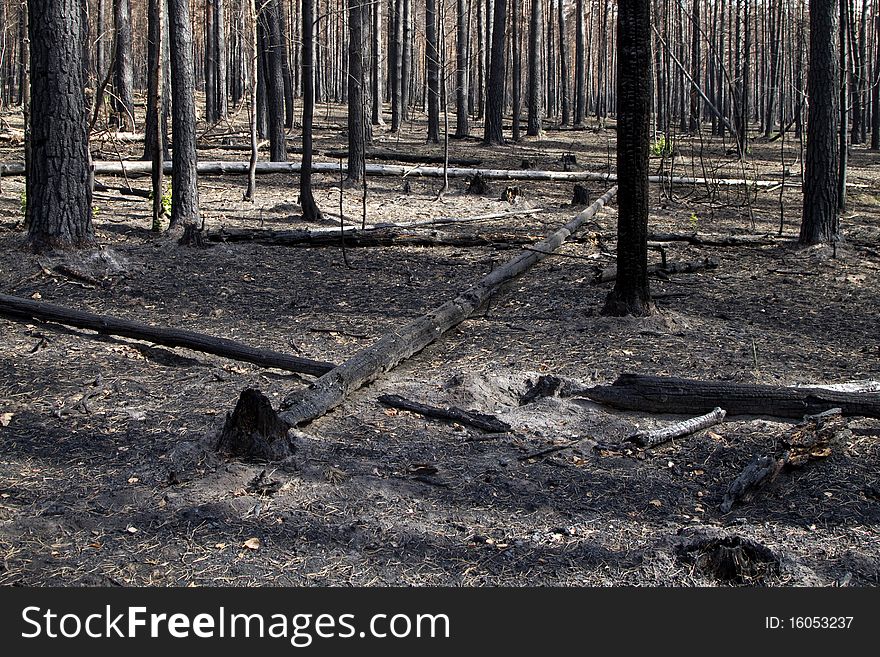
left=371, top=0, right=385, bottom=125
left=167, top=0, right=201, bottom=236
left=113, top=0, right=135, bottom=131
left=455, top=0, right=470, bottom=137
left=558, top=0, right=569, bottom=125
left=574, top=0, right=585, bottom=124
left=527, top=0, right=542, bottom=135
left=245, top=0, right=259, bottom=200
left=348, top=0, right=368, bottom=180
left=426, top=0, right=440, bottom=142
left=300, top=0, right=323, bottom=221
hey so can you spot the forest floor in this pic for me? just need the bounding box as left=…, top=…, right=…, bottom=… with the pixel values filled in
left=0, top=104, right=878, bottom=586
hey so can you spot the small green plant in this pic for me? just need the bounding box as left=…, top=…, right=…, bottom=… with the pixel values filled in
left=689, top=211, right=699, bottom=228
left=148, top=188, right=172, bottom=216
left=19, top=190, right=26, bottom=216
left=93, top=205, right=100, bottom=219
left=650, top=135, right=674, bottom=157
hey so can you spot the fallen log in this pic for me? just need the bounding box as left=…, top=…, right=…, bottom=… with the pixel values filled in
left=580, top=374, right=880, bottom=419
left=647, top=231, right=785, bottom=247
left=205, top=226, right=536, bottom=249
left=324, top=149, right=483, bottom=167
left=626, top=407, right=726, bottom=448
left=94, top=181, right=151, bottom=199
left=378, top=394, right=511, bottom=433
left=593, top=257, right=719, bottom=284
left=0, top=160, right=837, bottom=188
left=0, top=293, right=334, bottom=377
left=720, top=408, right=850, bottom=512
left=275, top=186, right=619, bottom=427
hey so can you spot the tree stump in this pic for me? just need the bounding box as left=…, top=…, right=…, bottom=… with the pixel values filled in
left=215, top=388, right=294, bottom=461
left=500, top=186, right=520, bottom=202
left=467, top=173, right=488, bottom=195
left=520, top=158, right=534, bottom=169
left=571, top=184, right=590, bottom=205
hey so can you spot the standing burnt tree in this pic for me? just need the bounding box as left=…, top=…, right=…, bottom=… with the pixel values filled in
left=348, top=0, right=369, bottom=181
left=300, top=0, right=323, bottom=222
left=113, top=0, right=135, bottom=131
left=168, top=0, right=201, bottom=238
left=259, top=0, right=287, bottom=162
left=526, top=0, right=542, bottom=136
left=602, top=0, right=653, bottom=317
left=484, top=0, right=507, bottom=145
left=455, top=0, right=469, bottom=137
left=426, top=0, right=440, bottom=143
left=26, top=0, right=93, bottom=251
left=800, top=0, right=839, bottom=245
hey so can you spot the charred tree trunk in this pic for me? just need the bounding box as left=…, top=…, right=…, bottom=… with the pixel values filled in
left=260, top=0, right=287, bottom=162
left=205, top=0, right=218, bottom=123
left=143, top=0, right=170, bottom=163
left=26, top=0, right=93, bottom=251
left=348, top=0, right=369, bottom=181
left=574, top=0, right=585, bottom=124
left=801, top=0, right=840, bottom=245
left=112, top=0, right=135, bottom=131
left=391, top=0, right=404, bottom=131
left=511, top=0, right=522, bottom=142
left=558, top=0, right=569, bottom=125
left=526, top=0, right=542, bottom=135
left=167, top=0, right=201, bottom=236
left=371, top=0, right=385, bottom=125
left=455, top=0, right=470, bottom=137
left=602, top=0, right=653, bottom=317
left=483, top=0, right=507, bottom=144
left=300, top=0, right=323, bottom=221
left=426, top=0, right=440, bottom=143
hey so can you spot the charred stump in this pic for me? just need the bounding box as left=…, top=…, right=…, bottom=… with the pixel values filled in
left=215, top=388, right=294, bottom=461
left=571, top=184, right=590, bottom=205
left=467, top=173, right=488, bottom=194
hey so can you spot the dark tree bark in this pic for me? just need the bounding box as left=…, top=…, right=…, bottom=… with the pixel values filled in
left=546, top=0, right=555, bottom=119
left=455, top=0, right=470, bottom=137
left=216, top=0, right=228, bottom=119
left=800, top=0, right=839, bottom=245
left=391, top=0, right=403, bottom=131
left=276, top=0, right=294, bottom=128
left=245, top=0, right=259, bottom=201
left=838, top=0, right=848, bottom=211
left=167, top=0, right=201, bottom=235
left=143, top=0, right=170, bottom=162
left=113, top=0, right=135, bottom=131
left=483, top=0, right=507, bottom=145
left=511, top=0, right=522, bottom=142
left=690, top=0, right=702, bottom=132
left=426, top=0, right=440, bottom=143
left=401, top=0, right=413, bottom=121
left=300, top=0, right=323, bottom=221
left=205, top=0, right=218, bottom=123
left=602, top=0, right=653, bottom=317
left=259, top=0, right=287, bottom=162
left=872, top=12, right=880, bottom=150
left=558, top=0, right=569, bottom=125
left=371, top=0, right=385, bottom=125
left=574, top=0, right=585, bottom=124
left=97, top=0, right=107, bottom=82
left=26, top=0, right=93, bottom=251
left=526, top=0, right=542, bottom=135
left=348, top=0, right=369, bottom=181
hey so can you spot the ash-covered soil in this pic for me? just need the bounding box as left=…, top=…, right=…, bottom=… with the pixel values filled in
left=0, top=107, right=878, bottom=586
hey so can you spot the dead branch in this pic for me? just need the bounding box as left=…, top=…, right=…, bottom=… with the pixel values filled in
left=0, top=293, right=334, bottom=377
left=626, top=407, right=727, bottom=448
left=378, top=394, right=511, bottom=433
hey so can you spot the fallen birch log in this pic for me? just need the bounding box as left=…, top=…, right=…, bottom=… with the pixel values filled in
left=0, top=160, right=849, bottom=188
left=274, top=186, right=619, bottom=427
left=580, top=374, right=880, bottom=419
left=0, top=293, right=334, bottom=377
left=324, top=149, right=484, bottom=167
left=593, top=257, right=719, bottom=284
left=377, top=394, right=511, bottom=433
left=626, top=407, right=727, bottom=448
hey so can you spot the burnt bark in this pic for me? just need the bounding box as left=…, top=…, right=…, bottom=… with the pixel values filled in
left=455, top=0, right=470, bottom=137
left=483, top=0, right=507, bottom=145
left=602, top=0, right=653, bottom=317
left=526, top=0, right=542, bottom=135
left=26, top=0, right=93, bottom=251
left=800, top=0, right=839, bottom=245
left=259, top=0, right=287, bottom=162
left=112, top=0, right=135, bottom=131
left=348, top=0, right=369, bottom=181
left=426, top=0, right=440, bottom=143
left=216, top=389, right=295, bottom=461
left=167, top=0, right=201, bottom=234
left=300, top=0, right=323, bottom=221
